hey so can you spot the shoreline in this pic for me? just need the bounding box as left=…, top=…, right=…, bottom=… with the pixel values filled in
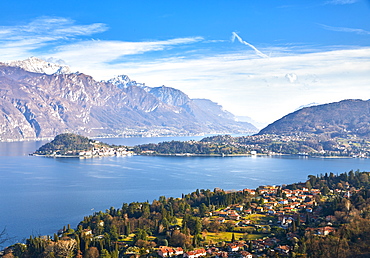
left=30, top=153, right=134, bottom=158
left=140, top=153, right=260, bottom=157
left=141, top=153, right=361, bottom=158
left=31, top=152, right=365, bottom=159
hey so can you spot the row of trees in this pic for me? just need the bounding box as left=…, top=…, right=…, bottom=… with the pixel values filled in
left=134, top=140, right=249, bottom=155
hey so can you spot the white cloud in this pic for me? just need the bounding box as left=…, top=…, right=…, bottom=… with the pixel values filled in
left=326, top=0, right=359, bottom=4
left=0, top=17, right=369, bottom=125
left=42, top=35, right=369, bottom=124
left=0, top=17, right=108, bottom=61
left=285, top=73, right=298, bottom=83
left=0, top=16, right=203, bottom=68
left=96, top=47, right=370, bottom=124
left=319, top=24, right=370, bottom=35
left=53, top=37, right=203, bottom=68
left=231, top=32, right=269, bottom=58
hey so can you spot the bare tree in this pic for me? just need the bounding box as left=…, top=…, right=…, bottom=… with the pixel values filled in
left=0, top=228, right=11, bottom=249
left=44, top=238, right=77, bottom=258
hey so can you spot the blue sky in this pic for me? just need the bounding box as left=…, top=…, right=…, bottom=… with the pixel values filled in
left=0, top=0, right=369, bottom=125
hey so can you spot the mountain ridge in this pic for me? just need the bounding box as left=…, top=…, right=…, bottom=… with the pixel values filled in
left=0, top=59, right=257, bottom=141
left=258, top=99, right=370, bottom=138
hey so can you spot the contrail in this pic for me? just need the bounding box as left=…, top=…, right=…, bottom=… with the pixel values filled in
left=231, top=32, right=269, bottom=58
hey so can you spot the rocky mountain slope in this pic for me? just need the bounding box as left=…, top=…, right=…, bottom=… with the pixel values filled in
left=0, top=59, right=256, bottom=141
left=258, top=99, right=370, bottom=138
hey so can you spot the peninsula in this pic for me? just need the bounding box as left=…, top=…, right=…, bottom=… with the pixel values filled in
left=32, top=133, right=133, bottom=158
left=33, top=132, right=370, bottom=158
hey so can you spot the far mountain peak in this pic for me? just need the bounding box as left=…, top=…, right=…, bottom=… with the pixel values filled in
left=6, top=56, right=72, bottom=75
left=105, top=75, right=145, bottom=89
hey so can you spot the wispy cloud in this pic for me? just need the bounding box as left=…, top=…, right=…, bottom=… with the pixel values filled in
left=326, top=0, right=359, bottom=4
left=0, top=16, right=369, bottom=124
left=320, top=24, right=370, bottom=35
left=0, top=17, right=108, bottom=60
left=99, top=47, right=370, bottom=123
left=0, top=17, right=108, bottom=39
left=53, top=37, right=204, bottom=69
left=19, top=17, right=108, bottom=37
left=231, top=32, right=269, bottom=58
left=0, top=16, right=204, bottom=67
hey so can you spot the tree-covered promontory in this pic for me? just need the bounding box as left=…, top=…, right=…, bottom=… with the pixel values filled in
left=35, top=133, right=95, bottom=154
left=33, top=133, right=130, bottom=157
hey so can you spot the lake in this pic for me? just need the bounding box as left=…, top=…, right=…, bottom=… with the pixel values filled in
left=1, top=136, right=370, bottom=245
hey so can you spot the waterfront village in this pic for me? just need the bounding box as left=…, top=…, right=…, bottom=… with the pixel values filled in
left=77, top=145, right=133, bottom=158
left=32, top=132, right=370, bottom=158
left=144, top=185, right=350, bottom=258
left=3, top=170, right=367, bottom=258
left=32, top=139, right=135, bottom=158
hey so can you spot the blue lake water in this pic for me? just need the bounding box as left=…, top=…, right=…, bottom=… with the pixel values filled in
left=1, top=136, right=370, bottom=245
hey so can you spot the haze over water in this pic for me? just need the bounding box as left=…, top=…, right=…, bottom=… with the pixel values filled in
left=1, top=136, right=370, bottom=245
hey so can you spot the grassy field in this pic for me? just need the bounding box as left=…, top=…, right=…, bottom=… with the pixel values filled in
left=234, top=226, right=255, bottom=233
left=244, top=214, right=275, bottom=224
left=204, top=232, right=266, bottom=243
left=120, top=234, right=135, bottom=243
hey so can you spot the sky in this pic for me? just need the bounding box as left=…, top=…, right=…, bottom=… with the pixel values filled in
left=0, top=0, right=369, bottom=126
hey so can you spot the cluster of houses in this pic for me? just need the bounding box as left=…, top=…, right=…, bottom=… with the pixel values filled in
left=251, top=186, right=319, bottom=215
left=78, top=146, right=133, bottom=158
left=190, top=185, right=355, bottom=256
left=157, top=245, right=254, bottom=258
left=147, top=185, right=356, bottom=257
left=210, top=186, right=320, bottom=228
left=157, top=240, right=295, bottom=258
left=36, top=143, right=134, bottom=158
left=158, top=246, right=207, bottom=258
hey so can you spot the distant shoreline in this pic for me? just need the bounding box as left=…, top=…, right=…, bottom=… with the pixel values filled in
left=31, top=152, right=363, bottom=159
left=140, top=153, right=360, bottom=158
left=139, top=153, right=260, bottom=157
left=30, top=153, right=134, bottom=158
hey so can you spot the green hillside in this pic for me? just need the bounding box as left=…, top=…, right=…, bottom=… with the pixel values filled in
left=258, top=99, right=370, bottom=138
left=34, top=133, right=104, bottom=155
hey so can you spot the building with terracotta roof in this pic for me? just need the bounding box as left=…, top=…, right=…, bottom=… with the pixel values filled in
left=183, top=248, right=206, bottom=258
left=158, top=246, right=184, bottom=257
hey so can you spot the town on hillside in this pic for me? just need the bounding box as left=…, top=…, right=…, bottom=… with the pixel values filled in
left=2, top=170, right=370, bottom=258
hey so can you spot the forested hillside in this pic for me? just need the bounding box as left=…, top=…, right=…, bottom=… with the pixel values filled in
left=258, top=99, right=370, bottom=138
left=34, top=133, right=109, bottom=155
left=4, top=170, right=370, bottom=258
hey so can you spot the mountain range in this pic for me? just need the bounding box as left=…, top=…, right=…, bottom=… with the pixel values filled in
left=259, top=99, right=370, bottom=138
left=0, top=57, right=257, bottom=141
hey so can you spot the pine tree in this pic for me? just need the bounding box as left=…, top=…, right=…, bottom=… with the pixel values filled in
left=292, top=220, right=297, bottom=232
